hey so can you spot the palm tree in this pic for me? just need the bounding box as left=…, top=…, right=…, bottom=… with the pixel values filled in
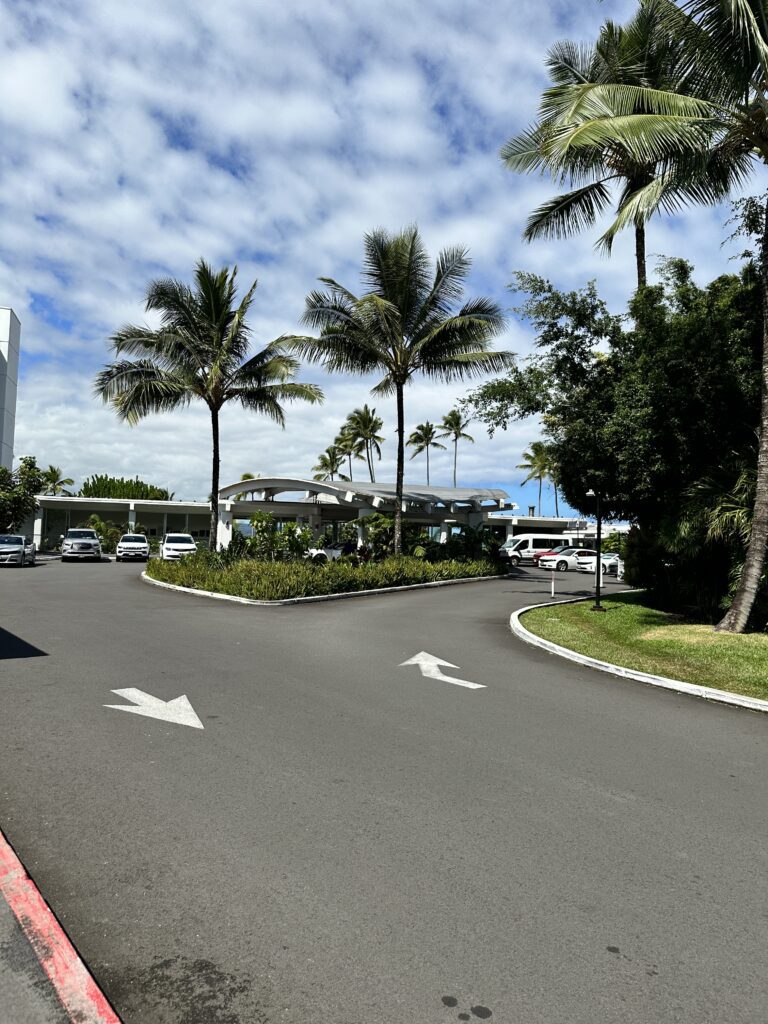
left=407, top=422, right=446, bottom=485
left=538, top=0, right=765, bottom=630
left=344, top=404, right=385, bottom=481
left=438, top=410, right=474, bottom=487
left=334, top=425, right=366, bottom=481
left=501, top=0, right=746, bottom=288
left=235, top=471, right=259, bottom=500
left=517, top=441, right=556, bottom=516
left=287, top=226, right=509, bottom=553
left=313, top=446, right=348, bottom=482
left=42, top=465, right=74, bottom=495
left=94, top=259, right=323, bottom=549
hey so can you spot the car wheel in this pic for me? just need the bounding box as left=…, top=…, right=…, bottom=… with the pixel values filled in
left=19, top=553, right=25, bottom=568
left=510, top=555, right=521, bottom=567
left=556, top=560, right=569, bottom=572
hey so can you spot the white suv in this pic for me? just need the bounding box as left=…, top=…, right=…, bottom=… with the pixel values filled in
left=160, top=533, right=198, bottom=560
left=61, top=528, right=102, bottom=562
left=116, top=534, right=150, bottom=562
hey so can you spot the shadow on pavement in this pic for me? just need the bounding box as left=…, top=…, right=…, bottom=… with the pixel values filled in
left=0, top=627, right=47, bottom=660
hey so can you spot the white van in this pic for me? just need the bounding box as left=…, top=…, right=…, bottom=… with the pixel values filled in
left=500, top=533, right=594, bottom=567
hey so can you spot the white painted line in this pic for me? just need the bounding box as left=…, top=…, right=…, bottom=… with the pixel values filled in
left=509, top=596, right=768, bottom=715
left=104, top=688, right=204, bottom=729
left=400, top=651, right=486, bottom=690
left=140, top=570, right=511, bottom=605
left=0, top=828, right=122, bottom=1022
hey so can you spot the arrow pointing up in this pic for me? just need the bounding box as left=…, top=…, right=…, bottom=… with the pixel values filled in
left=399, top=652, right=486, bottom=690
left=104, top=688, right=204, bottom=729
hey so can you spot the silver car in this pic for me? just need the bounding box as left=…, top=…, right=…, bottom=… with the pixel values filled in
left=61, top=528, right=102, bottom=562
left=0, top=534, right=36, bottom=567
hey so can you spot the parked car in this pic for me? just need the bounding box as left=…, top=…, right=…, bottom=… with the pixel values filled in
left=160, top=533, right=198, bottom=560
left=576, top=552, right=624, bottom=578
left=500, top=533, right=594, bottom=567
left=532, top=543, right=584, bottom=566
left=61, top=528, right=102, bottom=562
left=538, top=547, right=598, bottom=572
left=0, top=534, right=36, bottom=567
left=307, top=541, right=348, bottom=563
left=115, top=533, right=150, bottom=562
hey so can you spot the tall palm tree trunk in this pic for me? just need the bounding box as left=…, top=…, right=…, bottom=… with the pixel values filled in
left=348, top=454, right=353, bottom=481
left=426, top=445, right=430, bottom=486
left=635, top=224, right=647, bottom=289
left=209, top=406, right=220, bottom=551
left=554, top=482, right=559, bottom=517
left=366, top=443, right=374, bottom=482
left=453, top=439, right=457, bottom=487
left=538, top=476, right=542, bottom=516
left=394, top=384, right=405, bottom=555
left=716, top=198, right=768, bottom=632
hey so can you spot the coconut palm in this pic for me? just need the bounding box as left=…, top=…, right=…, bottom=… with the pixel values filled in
left=502, top=0, right=748, bottom=288
left=406, top=422, right=446, bottom=485
left=313, top=446, right=348, bottom=482
left=287, top=225, right=509, bottom=553
left=537, top=0, right=766, bottom=630
left=334, top=425, right=366, bottom=481
left=344, top=404, right=385, bottom=481
left=438, top=409, right=474, bottom=487
left=517, top=441, right=558, bottom=516
left=41, top=465, right=74, bottom=495
left=94, top=259, right=323, bottom=549
left=235, top=471, right=259, bottom=500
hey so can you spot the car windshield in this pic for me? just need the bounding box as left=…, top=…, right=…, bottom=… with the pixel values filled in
left=121, top=535, right=147, bottom=543
left=67, top=530, right=97, bottom=539
left=0, top=535, right=23, bottom=545
left=165, top=535, right=194, bottom=544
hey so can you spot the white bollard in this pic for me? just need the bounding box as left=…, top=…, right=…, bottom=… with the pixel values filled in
left=551, top=571, right=555, bottom=598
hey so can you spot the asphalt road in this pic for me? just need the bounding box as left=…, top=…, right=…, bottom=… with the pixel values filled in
left=0, top=560, right=766, bottom=1024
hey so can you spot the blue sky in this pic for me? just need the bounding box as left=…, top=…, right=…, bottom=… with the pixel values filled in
left=0, top=0, right=758, bottom=510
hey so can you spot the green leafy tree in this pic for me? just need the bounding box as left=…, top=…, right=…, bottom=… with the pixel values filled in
left=94, top=259, right=323, bottom=549
left=248, top=510, right=313, bottom=561
left=79, top=474, right=174, bottom=500
left=288, top=225, right=509, bottom=553
left=41, top=465, right=74, bottom=495
left=344, top=404, right=385, bottom=481
left=536, top=0, right=766, bottom=630
left=406, top=422, right=446, bottom=485
left=437, top=409, right=474, bottom=487
left=0, top=457, right=44, bottom=532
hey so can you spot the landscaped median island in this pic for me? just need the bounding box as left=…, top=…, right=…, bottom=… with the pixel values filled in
left=146, top=553, right=504, bottom=602
left=522, top=592, right=768, bottom=702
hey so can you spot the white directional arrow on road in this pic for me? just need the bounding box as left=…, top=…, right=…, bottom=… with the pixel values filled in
left=399, top=652, right=486, bottom=690
left=104, top=688, right=204, bottom=729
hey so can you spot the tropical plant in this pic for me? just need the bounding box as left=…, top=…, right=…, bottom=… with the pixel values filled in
left=287, top=225, right=509, bottom=553
left=94, top=259, right=323, bottom=549
left=437, top=409, right=474, bottom=487
left=41, top=465, right=74, bottom=495
left=312, top=446, right=348, bottom=482
left=79, top=474, right=173, bottom=500
left=518, top=442, right=561, bottom=516
left=247, top=510, right=313, bottom=561
left=234, top=471, right=260, bottom=500
left=502, top=0, right=748, bottom=289
left=344, top=404, right=385, bottom=481
left=406, top=422, right=446, bottom=485
left=536, top=0, right=766, bottom=631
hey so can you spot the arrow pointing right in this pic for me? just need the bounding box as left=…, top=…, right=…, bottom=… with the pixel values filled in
left=399, top=652, right=486, bottom=690
left=104, top=688, right=205, bottom=729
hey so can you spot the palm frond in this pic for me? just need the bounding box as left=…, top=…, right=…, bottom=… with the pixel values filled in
left=524, top=179, right=615, bottom=241
left=93, top=360, right=191, bottom=424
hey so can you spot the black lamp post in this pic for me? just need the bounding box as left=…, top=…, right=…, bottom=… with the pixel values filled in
left=586, top=488, right=605, bottom=612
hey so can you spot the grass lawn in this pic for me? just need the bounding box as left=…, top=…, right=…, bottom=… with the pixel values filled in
left=522, top=591, right=768, bottom=701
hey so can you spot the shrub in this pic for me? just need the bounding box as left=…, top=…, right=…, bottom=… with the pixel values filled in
left=146, top=553, right=503, bottom=601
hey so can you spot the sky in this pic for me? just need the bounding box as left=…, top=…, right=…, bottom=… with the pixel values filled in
left=0, top=0, right=759, bottom=514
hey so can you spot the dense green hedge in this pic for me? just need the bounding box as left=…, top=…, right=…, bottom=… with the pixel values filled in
left=146, top=554, right=503, bottom=601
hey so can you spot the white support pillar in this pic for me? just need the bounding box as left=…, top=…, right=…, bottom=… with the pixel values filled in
left=356, top=506, right=374, bottom=548
left=217, top=504, right=233, bottom=550
left=128, top=502, right=136, bottom=529
left=33, top=508, right=43, bottom=547
left=439, top=522, right=453, bottom=545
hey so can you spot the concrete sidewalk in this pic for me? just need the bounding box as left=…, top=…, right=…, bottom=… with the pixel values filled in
left=0, top=894, right=69, bottom=1024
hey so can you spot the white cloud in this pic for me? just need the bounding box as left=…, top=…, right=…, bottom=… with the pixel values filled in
left=1, top=0, right=757, bottom=513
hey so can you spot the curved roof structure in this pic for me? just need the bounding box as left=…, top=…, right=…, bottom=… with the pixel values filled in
left=218, top=477, right=514, bottom=512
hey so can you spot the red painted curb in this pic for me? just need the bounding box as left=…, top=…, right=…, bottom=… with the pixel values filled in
left=0, top=829, right=122, bottom=1023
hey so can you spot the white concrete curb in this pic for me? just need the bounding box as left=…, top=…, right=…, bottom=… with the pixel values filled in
left=510, top=595, right=768, bottom=715
left=141, top=570, right=510, bottom=606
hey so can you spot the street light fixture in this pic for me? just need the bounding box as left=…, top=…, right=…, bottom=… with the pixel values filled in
left=585, top=488, right=605, bottom=612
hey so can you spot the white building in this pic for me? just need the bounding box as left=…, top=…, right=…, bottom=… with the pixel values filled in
left=0, top=307, right=20, bottom=470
